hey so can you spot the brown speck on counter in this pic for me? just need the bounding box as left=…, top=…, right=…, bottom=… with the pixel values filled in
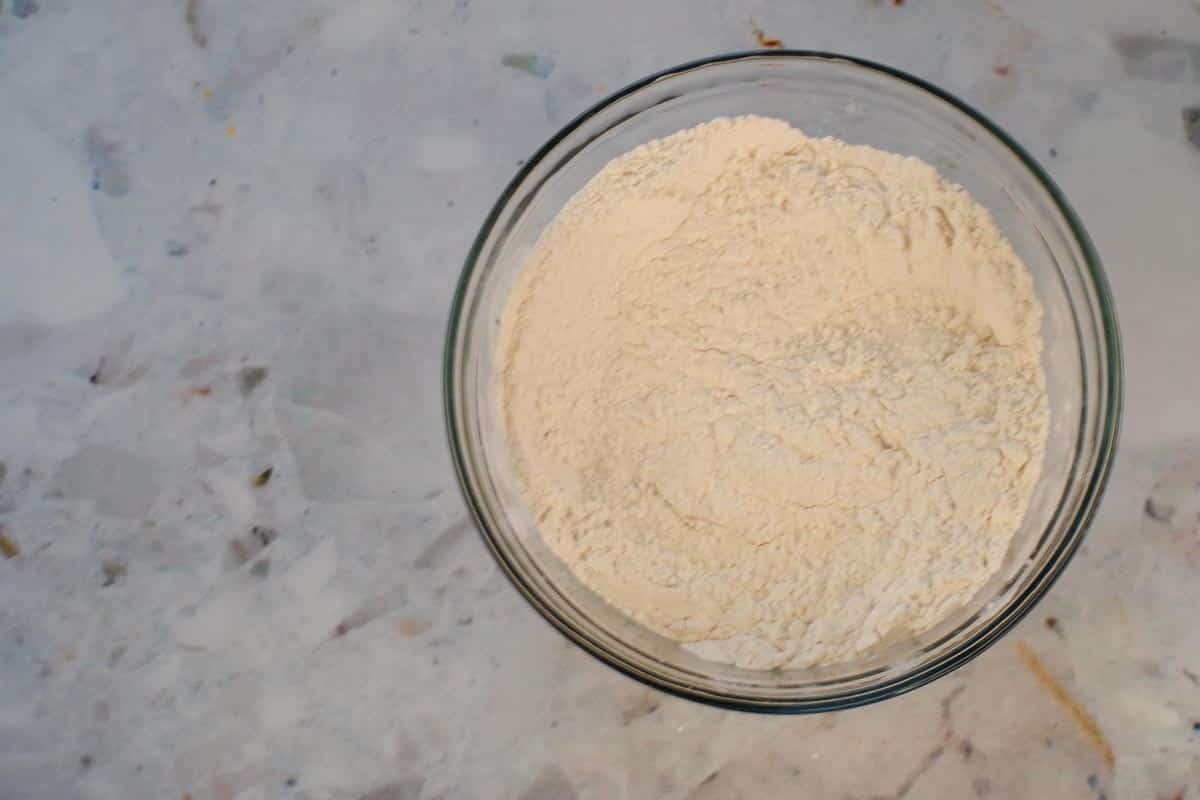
left=180, top=385, right=212, bottom=402
left=252, top=467, right=272, bottom=487
left=752, top=25, right=784, bottom=49
left=0, top=529, right=19, bottom=559
left=396, top=618, right=431, bottom=637
left=994, top=64, right=1012, bottom=76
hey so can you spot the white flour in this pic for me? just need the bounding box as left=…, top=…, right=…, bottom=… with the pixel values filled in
left=497, top=116, right=1048, bottom=669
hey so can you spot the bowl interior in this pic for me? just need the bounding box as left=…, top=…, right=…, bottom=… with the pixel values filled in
left=446, top=53, right=1118, bottom=710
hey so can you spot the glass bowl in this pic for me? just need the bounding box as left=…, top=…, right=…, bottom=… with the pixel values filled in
left=444, top=52, right=1122, bottom=712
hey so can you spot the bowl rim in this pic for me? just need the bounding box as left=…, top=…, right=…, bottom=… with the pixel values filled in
left=443, top=50, right=1124, bottom=713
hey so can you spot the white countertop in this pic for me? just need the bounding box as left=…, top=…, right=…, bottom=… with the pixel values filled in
left=1, top=1, right=1198, bottom=798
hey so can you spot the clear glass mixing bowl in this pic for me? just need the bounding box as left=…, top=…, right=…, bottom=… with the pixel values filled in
left=444, top=52, right=1122, bottom=712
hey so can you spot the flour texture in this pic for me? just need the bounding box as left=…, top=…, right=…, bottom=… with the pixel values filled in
left=497, top=116, right=1048, bottom=668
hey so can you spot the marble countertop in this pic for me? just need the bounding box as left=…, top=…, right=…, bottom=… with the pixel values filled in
left=2, top=1, right=1199, bottom=798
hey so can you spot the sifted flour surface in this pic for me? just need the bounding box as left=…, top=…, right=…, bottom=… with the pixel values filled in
left=497, top=116, right=1048, bottom=669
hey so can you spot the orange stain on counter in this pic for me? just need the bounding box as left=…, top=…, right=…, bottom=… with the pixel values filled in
left=751, top=22, right=784, bottom=49
left=1017, top=642, right=1115, bottom=768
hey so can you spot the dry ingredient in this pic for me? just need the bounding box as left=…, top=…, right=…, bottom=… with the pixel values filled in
left=497, top=116, right=1048, bottom=669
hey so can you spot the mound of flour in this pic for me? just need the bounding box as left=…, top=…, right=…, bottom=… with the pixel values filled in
left=497, top=116, right=1047, bottom=669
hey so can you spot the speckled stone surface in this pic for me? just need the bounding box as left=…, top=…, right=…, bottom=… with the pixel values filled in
left=1, top=1, right=1199, bottom=798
